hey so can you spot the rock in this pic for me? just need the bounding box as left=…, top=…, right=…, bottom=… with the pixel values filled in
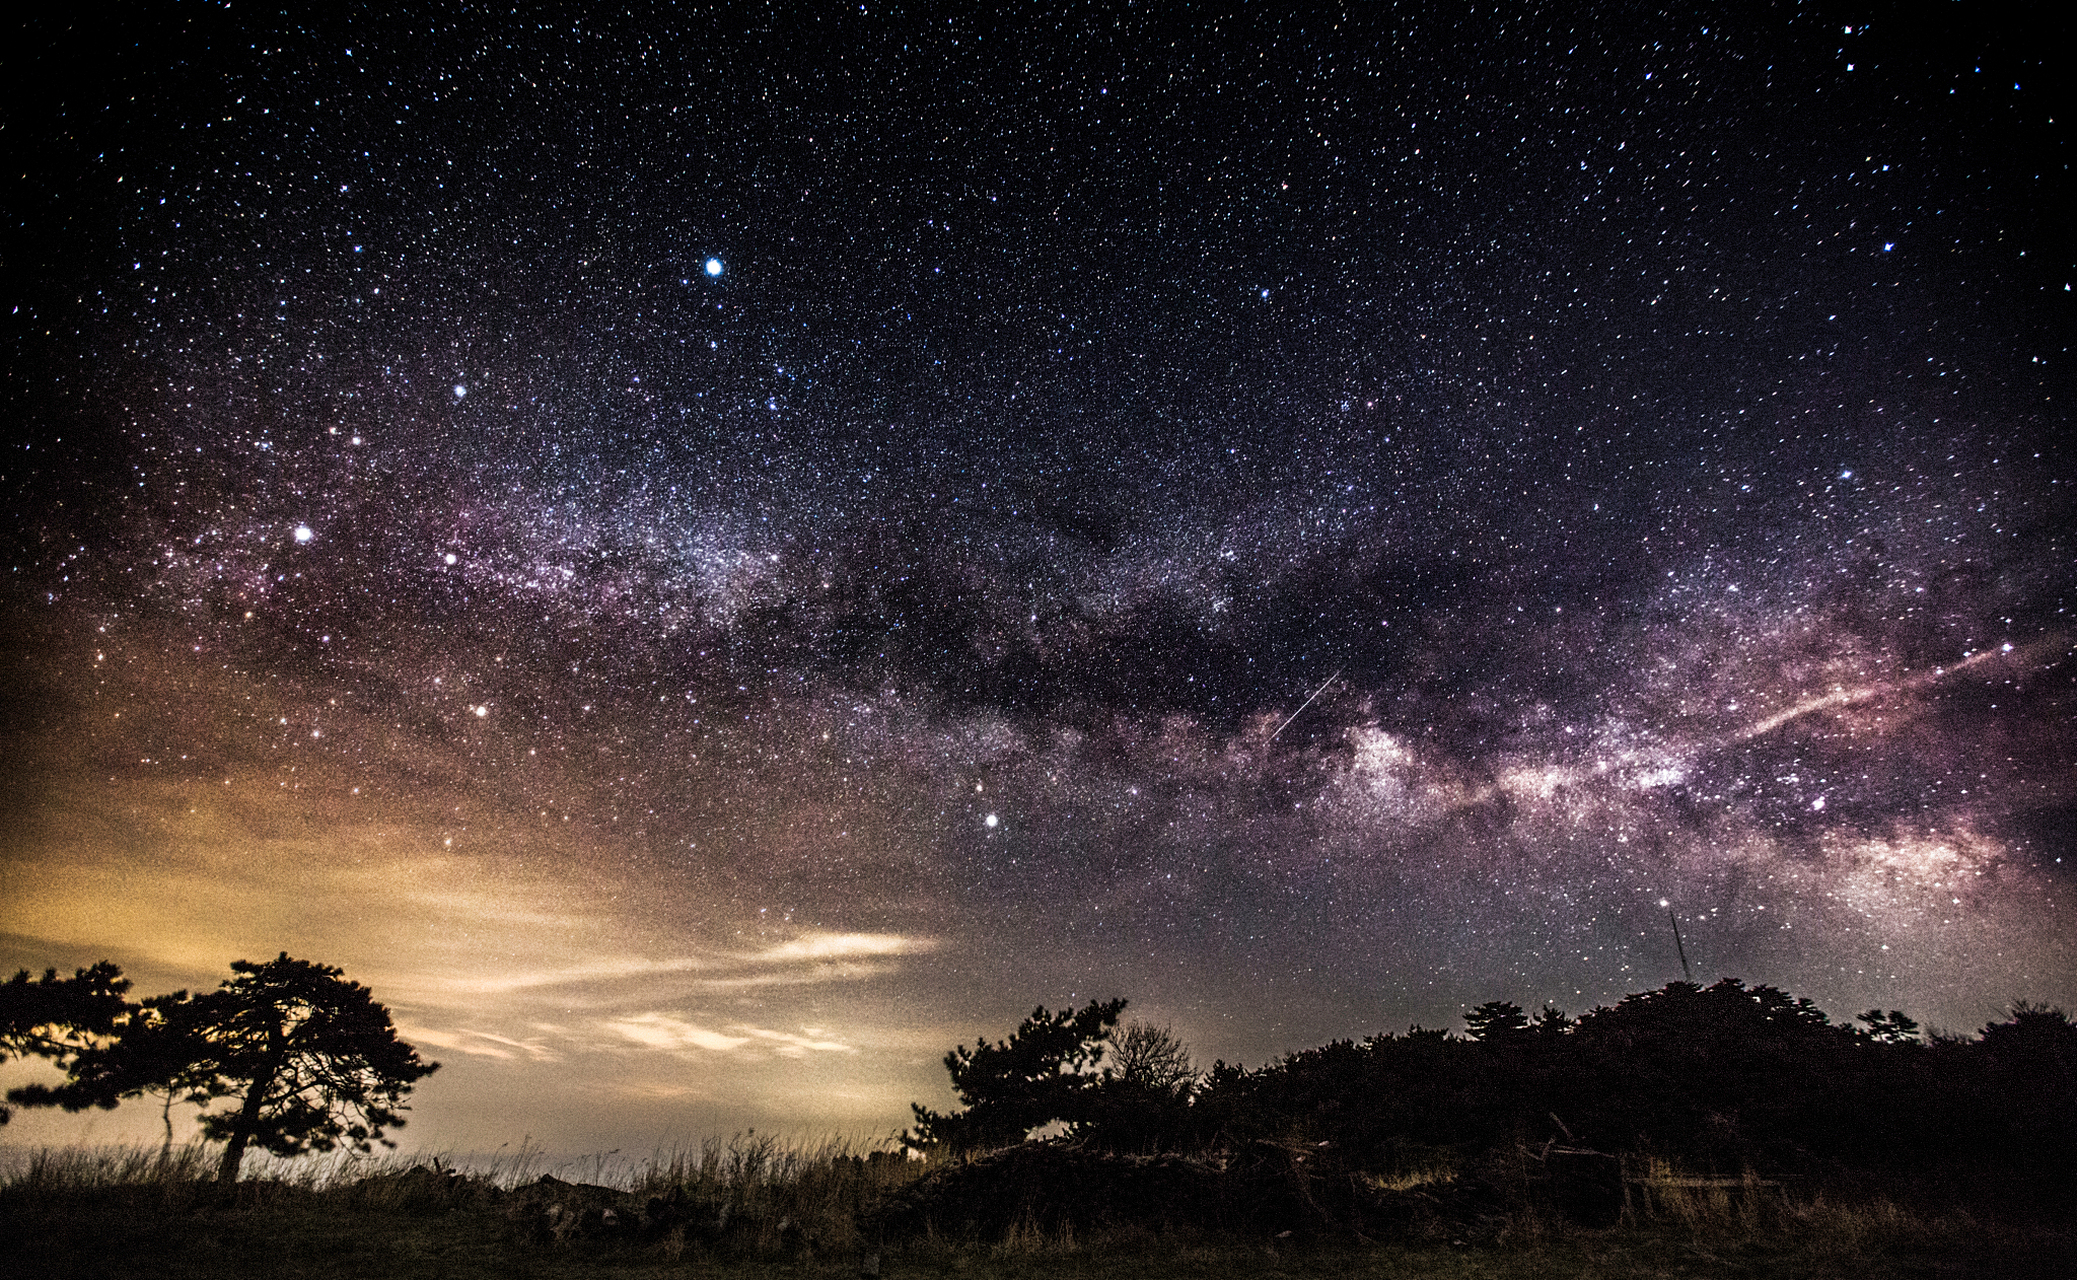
left=505, top=1174, right=643, bottom=1244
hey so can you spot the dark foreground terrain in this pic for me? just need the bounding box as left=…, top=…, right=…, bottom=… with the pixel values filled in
left=1, top=1142, right=2067, bottom=1280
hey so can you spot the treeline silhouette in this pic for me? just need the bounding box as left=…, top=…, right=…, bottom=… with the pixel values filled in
left=5, top=971, right=2070, bottom=1260
left=1, top=954, right=436, bottom=1183
left=912, top=980, right=2077, bottom=1184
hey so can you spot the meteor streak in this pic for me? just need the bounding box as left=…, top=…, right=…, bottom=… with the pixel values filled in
left=1267, top=669, right=1343, bottom=744
left=1733, top=639, right=2045, bottom=742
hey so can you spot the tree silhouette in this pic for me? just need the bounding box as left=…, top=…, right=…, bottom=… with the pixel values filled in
left=1977, top=1002, right=2077, bottom=1070
left=181, top=954, right=438, bottom=1182
left=1854, top=1009, right=1922, bottom=1044
left=1558, top=978, right=1855, bottom=1162
left=1109, top=1021, right=1197, bottom=1096
left=907, top=997, right=1126, bottom=1153
left=125, top=994, right=232, bottom=1155
left=887, top=980, right=2077, bottom=1195
left=1079, top=1021, right=1200, bottom=1151
left=23, top=991, right=231, bottom=1156
left=0, top=962, right=132, bottom=1124
left=1463, top=1000, right=1529, bottom=1043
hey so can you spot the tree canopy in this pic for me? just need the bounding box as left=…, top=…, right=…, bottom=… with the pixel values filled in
left=906, top=997, right=1126, bottom=1153
left=1108, top=1021, right=1197, bottom=1098
left=19, top=990, right=228, bottom=1155
left=0, top=962, right=132, bottom=1124
left=190, top=953, right=439, bottom=1182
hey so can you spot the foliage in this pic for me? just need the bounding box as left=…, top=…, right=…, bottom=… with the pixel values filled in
left=1108, top=1021, right=1198, bottom=1096
left=1853, top=1009, right=1921, bottom=1044
left=1164, top=980, right=2077, bottom=1183
left=0, top=962, right=133, bottom=1123
left=906, top=997, right=1126, bottom=1153
left=1462, top=1001, right=1529, bottom=1043
left=27, top=991, right=232, bottom=1153
left=1976, top=1000, right=2077, bottom=1067
left=185, top=953, right=440, bottom=1182
left=1076, top=1021, right=1200, bottom=1152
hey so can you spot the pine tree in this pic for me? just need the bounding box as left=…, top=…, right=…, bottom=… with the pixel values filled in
left=182, top=954, right=438, bottom=1182
left=906, top=998, right=1126, bottom=1153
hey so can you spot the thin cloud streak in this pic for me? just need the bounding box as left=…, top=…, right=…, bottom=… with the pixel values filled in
left=602, top=1014, right=860, bottom=1057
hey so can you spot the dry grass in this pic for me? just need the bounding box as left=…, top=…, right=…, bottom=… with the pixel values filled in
left=1365, top=1165, right=1458, bottom=1192
left=0, top=1140, right=2064, bottom=1279
left=633, top=1131, right=925, bottom=1250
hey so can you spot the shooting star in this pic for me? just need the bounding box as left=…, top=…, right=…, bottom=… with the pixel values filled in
left=1732, top=638, right=2047, bottom=743
left=1267, top=669, right=1343, bottom=744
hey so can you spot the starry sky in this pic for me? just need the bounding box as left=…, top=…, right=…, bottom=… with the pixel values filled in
left=3, top=2, right=2071, bottom=1156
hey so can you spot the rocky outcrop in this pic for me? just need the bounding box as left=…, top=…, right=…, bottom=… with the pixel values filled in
left=501, top=1176, right=817, bottom=1255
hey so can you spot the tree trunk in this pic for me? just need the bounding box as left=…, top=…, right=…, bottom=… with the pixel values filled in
left=216, top=1061, right=277, bottom=1183
left=215, top=1131, right=247, bottom=1183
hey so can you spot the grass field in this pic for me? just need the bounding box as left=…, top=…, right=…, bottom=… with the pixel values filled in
left=1, top=1141, right=2066, bottom=1279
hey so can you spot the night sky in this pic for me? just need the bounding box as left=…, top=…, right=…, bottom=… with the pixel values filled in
left=4, top=2, right=2071, bottom=1156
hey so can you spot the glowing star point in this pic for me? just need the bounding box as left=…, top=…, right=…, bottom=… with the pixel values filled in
left=984, top=813, right=999, bottom=828
left=293, top=525, right=314, bottom=543
left=454, top=384, right=467, bottom=397
left=705, top=257, right=724, bottom=276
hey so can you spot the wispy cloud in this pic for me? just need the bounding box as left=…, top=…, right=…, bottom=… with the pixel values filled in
left=605, top=1014, right=752, bottom=1052
left=602, top=1013, right=859, bottom=1057
left=434, top=956, right=710, bottom=996
left=683, top=962, right=898, bottom=990
left=396, top=1024, right=561, bottom=1061
left=743, top=931, right=934, bottom=962
left=738, top=1026, right=859, bottom=1057
left=420, top=932, right=939, bottom=1000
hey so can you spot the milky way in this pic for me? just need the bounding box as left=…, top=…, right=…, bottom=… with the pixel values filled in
left=4, top=3, right=2070, bottom=1152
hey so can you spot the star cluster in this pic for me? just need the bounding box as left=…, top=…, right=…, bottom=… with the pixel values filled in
left=3, top=2, right=2069, bottom=1151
